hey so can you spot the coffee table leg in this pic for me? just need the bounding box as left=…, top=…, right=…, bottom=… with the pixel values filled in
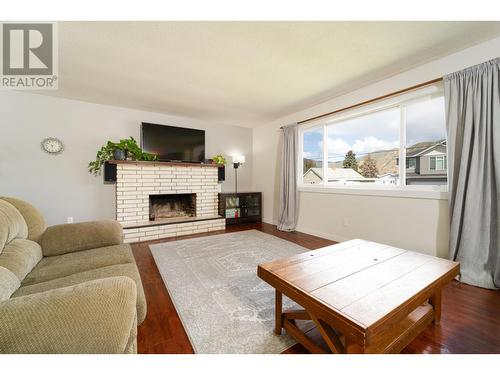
left=345, top=338, right=364, bottom=354
left=275, top=290, right=282, bottom=335
left=430, top=289, right=442, bottom=325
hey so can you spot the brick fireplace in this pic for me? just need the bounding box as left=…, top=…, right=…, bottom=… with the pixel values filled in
left=113, top=161, right=225, bottom=243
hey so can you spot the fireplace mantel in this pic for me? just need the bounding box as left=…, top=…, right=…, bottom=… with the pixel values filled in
left=108, top=160, right=220, bottom=168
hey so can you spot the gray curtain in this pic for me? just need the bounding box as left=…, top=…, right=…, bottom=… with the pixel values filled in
left=277, top=123, right=299, bottom=232
left=444, top=57, right=500, bottom=289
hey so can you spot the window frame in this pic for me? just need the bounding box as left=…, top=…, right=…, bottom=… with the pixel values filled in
left=430, top=155, right=447, bottom=171
left=297, top=84, right=448, bottom=200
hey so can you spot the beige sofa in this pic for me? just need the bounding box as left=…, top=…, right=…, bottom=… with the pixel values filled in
left=0, top=197, right=146, bottom=354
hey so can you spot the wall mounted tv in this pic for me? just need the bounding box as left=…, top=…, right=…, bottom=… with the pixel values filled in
left=140, top=123, right=205, bottom=163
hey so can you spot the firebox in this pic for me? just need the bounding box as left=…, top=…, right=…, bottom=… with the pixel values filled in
left=149, top=193, right=196, bottom=221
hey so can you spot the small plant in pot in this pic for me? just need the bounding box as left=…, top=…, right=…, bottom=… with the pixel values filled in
left=88, top=136, right=157, bottom=176
left=211, top=154, right=227, bottom=165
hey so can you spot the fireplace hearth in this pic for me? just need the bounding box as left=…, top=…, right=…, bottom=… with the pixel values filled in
left=149, top=193, right=196, bottom=221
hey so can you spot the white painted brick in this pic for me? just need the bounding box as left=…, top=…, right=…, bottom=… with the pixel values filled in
left=122, top=199, right=143, bottom=204
left=117, top=170, right=137, bottom=175
left=118, top=211, right=140, bottom=217
left=123, top=227, right=139, bottom=233
left=139, top=170, right=157, bottom=175
left=123, top=207, right=140, bottom=213
left=121, top=164, right=141, bottom=170
left=119, top=203, right=138, bottom=209
left=140, top=234, right=159, bottom=241
left=192, top=228, right=209, bottom=234
left=141, top=166, right=159, bottom=171
left=117, top=187, right=137, bottom=192
left=137, top=187, right=157, bottom=192
left=161, top=227, right=178, bottom=234
left=120, top=191, right=140, bottom=196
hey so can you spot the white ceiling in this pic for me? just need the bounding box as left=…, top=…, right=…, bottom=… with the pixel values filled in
left=40, top=21, right=500, bottom=127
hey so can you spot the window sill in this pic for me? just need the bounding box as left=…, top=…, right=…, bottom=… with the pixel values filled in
left=298, top=185, right=448, bottom=200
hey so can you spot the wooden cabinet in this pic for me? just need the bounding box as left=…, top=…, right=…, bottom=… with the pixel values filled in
left=218, top=192, right=262, bottom=225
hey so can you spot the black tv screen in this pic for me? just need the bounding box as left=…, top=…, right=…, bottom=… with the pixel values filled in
left=140, top=123, right=205, bottom=163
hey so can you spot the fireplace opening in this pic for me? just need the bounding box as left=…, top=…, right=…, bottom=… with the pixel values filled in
left=149, top=193, right=196, bottom=221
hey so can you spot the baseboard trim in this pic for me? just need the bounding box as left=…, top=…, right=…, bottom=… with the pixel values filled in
left=262, top=217, right=277, bottom=225
left=295, top=225, right=351, bottom=243
left=262, top=217, right=350, bottom=243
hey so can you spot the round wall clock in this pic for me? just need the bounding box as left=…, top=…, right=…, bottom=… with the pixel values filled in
left=41, top=137, right=64, bottom=155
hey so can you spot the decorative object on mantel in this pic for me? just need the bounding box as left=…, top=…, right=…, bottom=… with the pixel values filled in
left=211, top=154, right=227, bottom=165
left=88, top=136, right=157, bottom=176
left=211, top=154, right=227, bottom=183
left=232, top=154, right=245, bottom=193
left=41, top=137, right=64, bottom=155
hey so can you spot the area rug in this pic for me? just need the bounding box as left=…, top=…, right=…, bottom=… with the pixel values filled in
left=149, top=230, right=307, bottom=353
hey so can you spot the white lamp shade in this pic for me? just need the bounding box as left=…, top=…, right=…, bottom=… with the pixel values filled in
left=233, top=155, right=246, bottom=164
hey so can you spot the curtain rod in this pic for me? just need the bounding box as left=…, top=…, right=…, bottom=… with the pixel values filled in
left=280, top=77, right=443, bottom=128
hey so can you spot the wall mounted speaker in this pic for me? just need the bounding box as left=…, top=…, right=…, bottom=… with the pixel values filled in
left=218, top=165, right=225, bottom=182
left=104, top=162, right=117, bottom=183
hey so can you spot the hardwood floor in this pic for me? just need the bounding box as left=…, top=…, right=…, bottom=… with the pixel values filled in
left=131, top=222, right=500, bottom=354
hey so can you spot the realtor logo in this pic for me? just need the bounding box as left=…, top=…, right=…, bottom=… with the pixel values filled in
left=1, top=22, right=58, bottom=89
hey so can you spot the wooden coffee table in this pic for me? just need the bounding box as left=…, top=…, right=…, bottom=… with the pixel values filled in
left=257, top=239, right=459, bottom=354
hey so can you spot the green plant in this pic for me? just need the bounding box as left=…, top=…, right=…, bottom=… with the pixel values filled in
left=212, top=154, right=226, bottom=165
left=342, top=150, right=358, bottom=171
left=88, top=137, right=157, bottom=176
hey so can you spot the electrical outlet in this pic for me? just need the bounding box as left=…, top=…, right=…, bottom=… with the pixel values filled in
left=342, top=218, right=349, bottom=227
left=66, top=216, right=74, bottom=224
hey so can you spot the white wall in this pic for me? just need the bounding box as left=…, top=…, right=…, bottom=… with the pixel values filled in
left=253, top=36, right=500, bottom=258
left=0, top=92, right=252, bottom=225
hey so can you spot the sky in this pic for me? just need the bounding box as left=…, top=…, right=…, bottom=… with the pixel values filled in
left=303, top=96, right=446, bottom=162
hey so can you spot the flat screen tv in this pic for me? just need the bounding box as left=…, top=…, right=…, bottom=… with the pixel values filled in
left=140, top=123, right=205, bottom=163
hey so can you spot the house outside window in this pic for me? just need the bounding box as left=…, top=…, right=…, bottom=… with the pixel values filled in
left=430, top=155, right=447, bottom=170
left=299, top=83, right=448, bottom=195
left=406, top=157, right=416, bottom=169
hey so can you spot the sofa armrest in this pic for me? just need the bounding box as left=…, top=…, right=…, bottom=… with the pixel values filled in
left=40, top=219, right=123, bottom=256
left=0, top=277, right=137, bottom=354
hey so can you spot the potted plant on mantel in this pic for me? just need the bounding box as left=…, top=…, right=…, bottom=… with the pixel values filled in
left=88, top=136, right=157, bottom=176
left=210, top=154, right=226, bottom=182
left=211, top=154, right=227, bottom=166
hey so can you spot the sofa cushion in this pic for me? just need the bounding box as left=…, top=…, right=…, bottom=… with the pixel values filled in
left=22, top=244, right=135, bottom=286
left=40, top=220, right=123, bottom=257
left=0, top=239, right=43, bottom=281
left=2, top=277, right=138, bottom=353
left=0, top=197, right=46, bottom=243
left=0, top=266, right=20, bottom=301
left=0, top=200, right=28, bottom=252
left=13, top=263, right=147, bottom=324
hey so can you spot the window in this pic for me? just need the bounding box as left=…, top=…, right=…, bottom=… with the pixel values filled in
left=326, top=107, right=399, bottom=185
left=302, top=127, right=323, bottom=185
left=430, top=155, right=447, bottom=170
left=299, top=84, right=448, bottom=193
left=405, top=95, right=447, bottom=186
left=406, top=158, right=416, bottom=169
